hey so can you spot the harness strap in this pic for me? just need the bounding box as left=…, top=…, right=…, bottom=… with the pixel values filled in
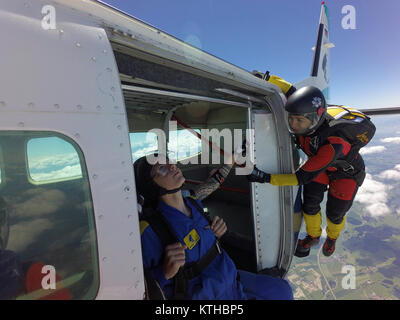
left=182, top=240, right=222, bottom=280
left=144, top=210, right=178, bottom=246
left=141, top=196, right=221, bottom=300
left=331, top=159, right=355, bottom=172
left=327, top=160, right=366, bottom=186
left=185, top=196, right=212, bottom=224
left=174, top=240, right=222, bottom=299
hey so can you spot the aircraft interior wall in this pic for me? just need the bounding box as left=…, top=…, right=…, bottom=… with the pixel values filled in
left=125, top=96, right=257, bottom=272
left=113, top=42, right=280, bottom=274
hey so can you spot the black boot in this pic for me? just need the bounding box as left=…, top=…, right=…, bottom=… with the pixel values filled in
left=295, top=235, right=320, bottom=258
left=322, top=237, right=336, bottom=257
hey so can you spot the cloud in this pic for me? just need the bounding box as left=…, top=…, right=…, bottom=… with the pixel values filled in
left=13, top=188, right=67, bottom=219
left=131, top=143, right=159, bottom=162
left=29, top=153, right=80, bottom=171
left=7, top=218, right=54, bottom=252
left=380, top=137, right=400, bottom=144
left=28, top=153, right=82, bottom=182
left=354, top=174, right=390, bottom=217
left=30, top=164, right=82, bottom=181
left=377, top=169, right=400, bottom=181
left=376, top=164, right=400, bottom=181
left=359, top=145, right=386, bottom=155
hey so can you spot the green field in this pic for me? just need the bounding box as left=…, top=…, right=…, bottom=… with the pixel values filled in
left=287, top=116, right=400, bottom=300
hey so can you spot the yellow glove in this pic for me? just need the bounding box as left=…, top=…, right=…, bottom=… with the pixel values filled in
left=270, top=174, right=299, bottom=186
left=267, top=75, right=296, bottom=98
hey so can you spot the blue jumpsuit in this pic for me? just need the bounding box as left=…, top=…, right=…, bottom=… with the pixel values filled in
left=140, top=197, right=293, bottom=300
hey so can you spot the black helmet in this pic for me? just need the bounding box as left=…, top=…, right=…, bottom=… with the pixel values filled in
left=133, top=154, right=183, bottom=209
left=284, top=86, right=327, bottom=135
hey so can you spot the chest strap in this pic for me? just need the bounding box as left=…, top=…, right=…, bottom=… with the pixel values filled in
left=174, top=240, right=222, bottom=299
left=141, top=198, right=221, bottom=300
left=182, top=240, right=222, bottom=280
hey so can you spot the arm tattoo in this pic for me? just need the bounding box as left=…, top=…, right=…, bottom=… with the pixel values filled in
left=192, top=164, right=232, bottom=201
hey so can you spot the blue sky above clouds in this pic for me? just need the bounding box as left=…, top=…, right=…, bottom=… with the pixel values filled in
left=102, top=0, right=400, bottom=109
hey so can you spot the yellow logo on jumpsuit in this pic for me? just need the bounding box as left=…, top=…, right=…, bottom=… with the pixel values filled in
left=184, top=229, right=200, bottom=250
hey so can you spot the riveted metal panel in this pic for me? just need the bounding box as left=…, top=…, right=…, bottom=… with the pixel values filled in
left=0, top=0, right=144, bottom=299
left=251, top=111, right=281, bottom=270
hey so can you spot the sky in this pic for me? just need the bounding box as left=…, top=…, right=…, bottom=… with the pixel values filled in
left=101, top=0, right=400, bottom=109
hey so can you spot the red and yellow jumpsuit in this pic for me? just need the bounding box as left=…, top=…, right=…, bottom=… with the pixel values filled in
left=266, top=75, right=366, bottom=240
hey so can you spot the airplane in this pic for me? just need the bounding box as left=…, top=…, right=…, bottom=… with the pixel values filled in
left=1, top=0, right=399, bottom=300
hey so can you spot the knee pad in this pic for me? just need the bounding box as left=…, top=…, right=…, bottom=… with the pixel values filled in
left=303, top=211, right=322, bottom=238
left=326, top=217, right=346, bottom=239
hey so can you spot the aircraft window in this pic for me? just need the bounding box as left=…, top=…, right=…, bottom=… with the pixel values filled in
left=130, top=132, right=158, bottom=163
left=168, top=129, right=201, bottom=162
left=27, top=137, right=82, bottom=183
left=0, top=131, right=99, bottom=300
left=0, top=144, right=3, bottom=185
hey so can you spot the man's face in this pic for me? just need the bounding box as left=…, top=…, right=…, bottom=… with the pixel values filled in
left=288, top=114, right=312, bottom=135
left=150, top=160, right=185, bottom=191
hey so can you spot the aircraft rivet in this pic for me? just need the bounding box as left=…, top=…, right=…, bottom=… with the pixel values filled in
left=132, top=267, right=136, bottom=272
left=18, top=122, right=24, bottom=127
left=96, top=105, right=102, bottom=111
left=128, top=214, right=132, bottom=219
left=131, top=249, right=135, bottom=254
left=59, top=29, right=64, bottom=35
left=91, top=57, right=96, bottom=62
left=102, top=257, right=107, bottom=262
left=93, top=174, right=98, bottom=179
left=106, top=67, right=112, bottom=72
left=75, top=42, right=81, bottom=47
left=110, top=86, right=116, bottom=92
left=120, top=143, right=124, bottom=147
left=121, top=161, right=125, bottom=165
left=77, top=104, right=83, bottom=110
left=117, top=125, right=122, bottom=130
left=129, top=232, right=134, bottom=236
left=54, top=104, right=60, bottom=109
left=124, top=186, right=131, bottom=192
left=28, top=102, right=34, bottom=108
left=114, top=105, right=119, bottom=110
left=99, top=214, right=104, bottom=220
left=0, top=101, right=5, bottom=107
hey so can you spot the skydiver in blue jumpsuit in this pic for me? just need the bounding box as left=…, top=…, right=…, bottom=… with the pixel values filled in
left=134, top=153, right=293, bottom=300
